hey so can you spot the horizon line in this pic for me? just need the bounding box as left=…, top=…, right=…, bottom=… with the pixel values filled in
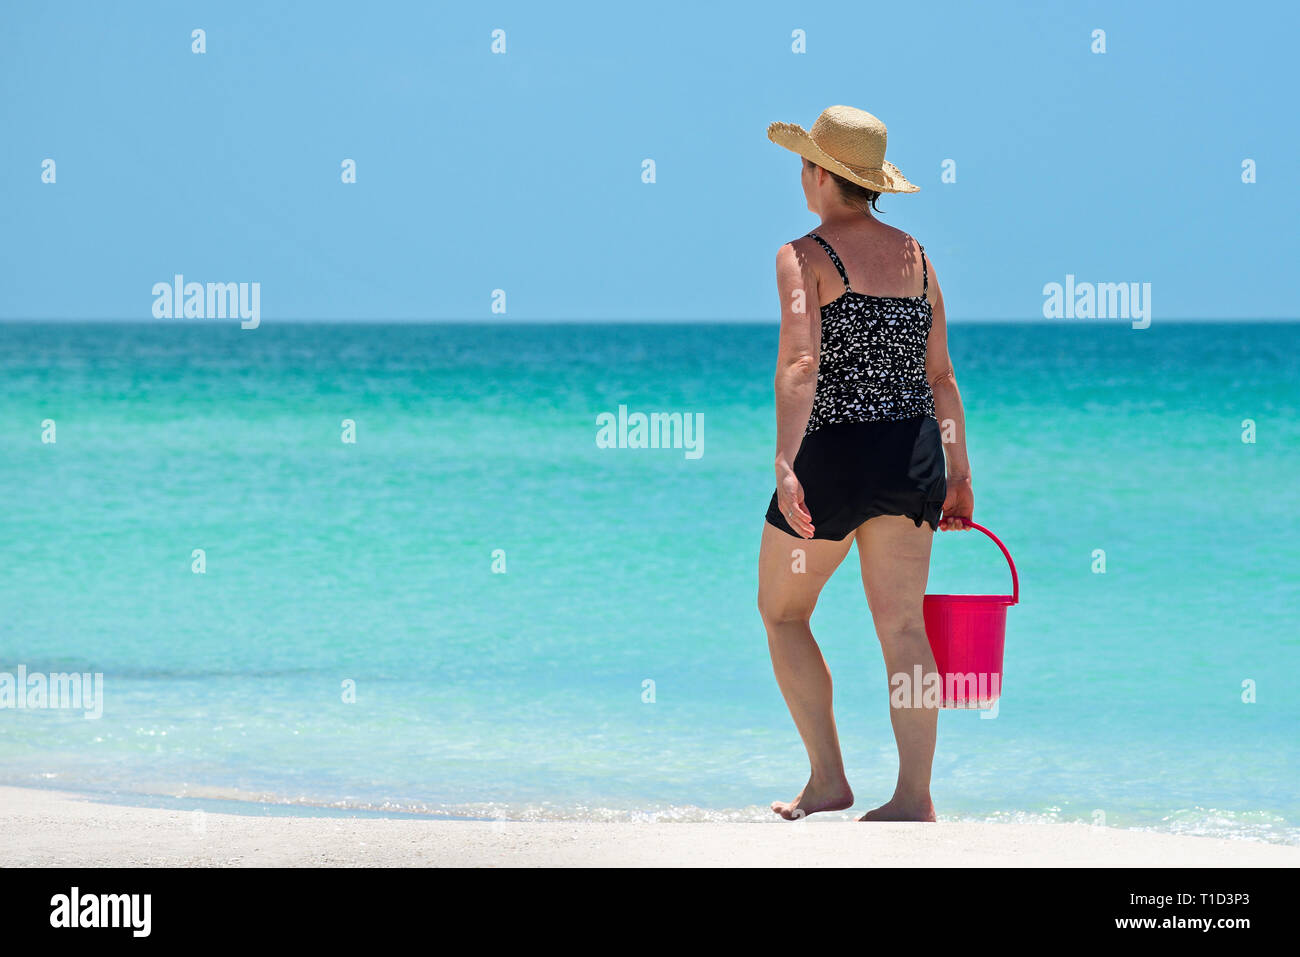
left=1, top=317, right=1296, bottom=325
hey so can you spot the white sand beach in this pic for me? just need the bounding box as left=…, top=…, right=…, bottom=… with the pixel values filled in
left=1, top=786, right=1297, bottom=867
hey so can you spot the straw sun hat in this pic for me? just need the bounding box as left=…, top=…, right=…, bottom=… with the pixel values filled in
left=767, top=105, right=919, bottom=194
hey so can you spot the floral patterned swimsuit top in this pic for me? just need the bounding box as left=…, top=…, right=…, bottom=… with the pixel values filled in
left=803, top=232, right=937, bottom=436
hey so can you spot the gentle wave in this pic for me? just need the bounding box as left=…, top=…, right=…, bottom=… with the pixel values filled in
left=20, top=780, right=1300, bottom=845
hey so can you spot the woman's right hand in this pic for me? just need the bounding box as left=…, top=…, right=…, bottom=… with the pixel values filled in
left=776, top=467, right=815, bottom=538
left=939, top=474, right=974, bottom=530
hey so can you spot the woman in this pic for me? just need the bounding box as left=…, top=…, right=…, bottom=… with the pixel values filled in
left=757, top=106, right=975, bottom=822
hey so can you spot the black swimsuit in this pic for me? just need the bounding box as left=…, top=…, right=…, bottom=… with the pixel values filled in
left=766, top=232, right=947, bottom=540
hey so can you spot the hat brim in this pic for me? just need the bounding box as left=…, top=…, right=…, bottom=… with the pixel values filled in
left=767, top=121, right=920, bottom=194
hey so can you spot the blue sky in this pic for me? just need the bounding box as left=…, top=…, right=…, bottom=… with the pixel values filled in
left=2, top=0, right=1295, bottom=321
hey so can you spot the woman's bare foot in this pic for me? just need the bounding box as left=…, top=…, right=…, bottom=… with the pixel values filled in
left=857, top=795, right=936, bottom=822
left=771, top=776, right=854, bottom=820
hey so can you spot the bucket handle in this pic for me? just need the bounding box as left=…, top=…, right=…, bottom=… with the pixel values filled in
left=953, top=521, right=1019, bottom=605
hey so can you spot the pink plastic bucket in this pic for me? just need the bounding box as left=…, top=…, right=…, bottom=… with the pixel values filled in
left=923, top=521, right=1019, bottom=709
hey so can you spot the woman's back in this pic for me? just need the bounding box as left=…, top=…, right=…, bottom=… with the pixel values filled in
left=804, top=222, right=929, bottom=305
left=797, top=222, right=936, bottom=434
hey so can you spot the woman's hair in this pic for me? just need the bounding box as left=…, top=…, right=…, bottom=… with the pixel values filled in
left=803, top=157, right=883, bottom=213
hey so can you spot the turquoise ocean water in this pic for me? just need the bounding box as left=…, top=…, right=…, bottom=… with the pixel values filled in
left=1, top=321, right=1297, bottom=842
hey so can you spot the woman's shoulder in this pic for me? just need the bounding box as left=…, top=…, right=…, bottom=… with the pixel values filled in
left=873, top=221, right=923, bottom=248
left=775, top=234, right=825, bottom=262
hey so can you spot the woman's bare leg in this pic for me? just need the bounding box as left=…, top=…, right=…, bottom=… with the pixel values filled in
left=854, top=515, right=940, bottom=822
left=757, top=521, right=856, bottom=819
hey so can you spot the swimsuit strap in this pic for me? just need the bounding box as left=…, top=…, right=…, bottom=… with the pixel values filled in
left=806, top=233, right=852, bottom=293
left=917, top=240, right=928, bottom=296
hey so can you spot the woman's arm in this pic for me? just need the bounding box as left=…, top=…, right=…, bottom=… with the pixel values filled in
left=922, top=255, right=975, bottom=530
left=772, top=241, right=821, bottom=538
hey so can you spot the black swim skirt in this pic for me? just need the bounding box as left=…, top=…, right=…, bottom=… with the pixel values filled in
left=765, top=416, right=947, bottom=540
